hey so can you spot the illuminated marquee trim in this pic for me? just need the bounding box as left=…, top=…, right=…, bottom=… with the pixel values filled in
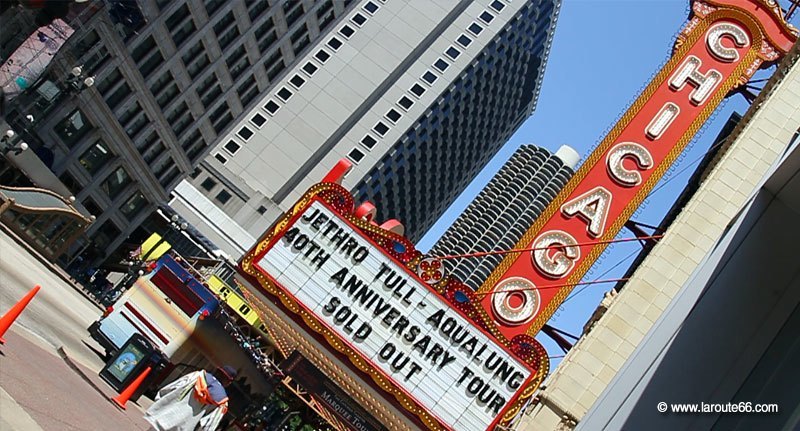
left=477, top=1, right=797, bottom=338
left=240, top=183, right=549, bottom=430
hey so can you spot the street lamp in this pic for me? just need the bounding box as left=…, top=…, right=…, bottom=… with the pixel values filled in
left=65, top=65, right=94, bottom=94
left=1, top=129, right=28, bottom=154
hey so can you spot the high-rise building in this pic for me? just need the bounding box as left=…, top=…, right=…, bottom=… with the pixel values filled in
left=1, top=0, right=358, bottom=264
left=429, top=144, right=578, bottom=290
left=172, top=0, right=561, bottom=257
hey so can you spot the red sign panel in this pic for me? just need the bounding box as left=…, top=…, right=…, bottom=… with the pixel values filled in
left=478, top=0, right=797, bottom=339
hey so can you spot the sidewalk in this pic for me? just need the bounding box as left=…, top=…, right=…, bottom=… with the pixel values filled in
left=0, top=328, right=152, bottom=430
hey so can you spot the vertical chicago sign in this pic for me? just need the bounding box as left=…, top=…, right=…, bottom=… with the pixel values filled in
left=478, top=0, right=797, bottom=340
left=238, top=1, right=797, bottom=430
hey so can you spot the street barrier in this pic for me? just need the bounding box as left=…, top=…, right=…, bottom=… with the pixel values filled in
left=112, top=365, right=152, bottom=410
left=0, top=284, right=41, bottom=344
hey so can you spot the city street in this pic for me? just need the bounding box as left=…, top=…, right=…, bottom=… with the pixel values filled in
left=0, top=229, right=150, bottom=430
left=0, top=229, right=103, bottom=368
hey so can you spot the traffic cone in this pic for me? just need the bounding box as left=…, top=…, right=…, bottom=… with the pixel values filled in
left=112, top=365, right=152, bottom=410
left=0, top=285, right=41, bottom=344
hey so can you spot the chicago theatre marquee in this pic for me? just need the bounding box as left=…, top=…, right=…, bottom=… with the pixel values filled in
left=236, top=1, right=796, bottom=430
left=238, top=182, right=548, bottom=431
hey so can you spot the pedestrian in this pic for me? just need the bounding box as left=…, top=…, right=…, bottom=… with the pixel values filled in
left=144, top=365, right=238, bottom=431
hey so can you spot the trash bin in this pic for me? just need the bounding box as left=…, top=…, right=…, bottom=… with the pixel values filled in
left=99, top=333, right=160, bottom=393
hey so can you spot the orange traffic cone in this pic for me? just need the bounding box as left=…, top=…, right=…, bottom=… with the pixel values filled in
left=0, top=285, right=41, bottom=344
left=112, top=365, right=152, bottom=410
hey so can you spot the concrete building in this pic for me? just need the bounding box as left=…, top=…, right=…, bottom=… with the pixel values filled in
left=172, top=0, right=561, bottom=257
left=518, top=40, right=800, bottom=431
left=1, top=0, right=358, bottom=264
left=429, top=144, right=578, bottom=290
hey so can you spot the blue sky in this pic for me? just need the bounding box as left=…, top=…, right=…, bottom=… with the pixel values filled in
left=417, top=1, right=797, bottom=368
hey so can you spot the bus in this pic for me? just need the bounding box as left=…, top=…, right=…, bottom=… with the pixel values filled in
left=88, top=253, right=219, bottom=356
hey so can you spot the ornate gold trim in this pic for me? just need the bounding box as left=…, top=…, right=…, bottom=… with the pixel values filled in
left=475, top=7, right=772, bottom=338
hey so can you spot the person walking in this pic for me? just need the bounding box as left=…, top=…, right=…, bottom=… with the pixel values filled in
left=144, top=365, right=237, bottom=431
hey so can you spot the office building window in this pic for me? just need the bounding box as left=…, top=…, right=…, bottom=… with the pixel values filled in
left=200, top=84, right=223, bottom=109
left=318, top=8, right=335, bottom=31
left=201, top=177, right=217, bottom=191
left=215, top=189, right=232, bottom=204
left=104, top=81, right=131, bottom=110
left=226, top=45, right=250, bottom=80
left=360, top=135, right=377, bottom=150
left=102, top=167, right=131, bottom=199
left=150, top=71, right=174, bottom=96
left=347, top=148, right=365, bottom=164
left=224, top=140, right=241, bottom=154
left=120, top=192, right=147, bottom=220
left=167, top=5, right=195, bottom=47
left=363, top=1, right=379, bottom=14
left=218, top=25, right=240, bottom=50
left=264, top=100, right=279, bottom=115
left=214, top=10, right=235, bottom=33
left=142, top=141, right=164, bottom=164
left=266, top=59, right=285, bottom=81
left=186, top=55, right=210, bottom=79
left=351, top=12, right=367, bottom=26
left=131, top=36, right=156, bottom=63
left=490, top=0, right=505, bottom=12
left=479, top=11, right=494, bottom=24
left=289, top=74, right=305, bottom=88
left=238, top=75, right=259, bottom=107
left=385, top=109, right=401, bottom=123
left=210, top=102, right=232, bottom=134
left=59, top=171, right=82, bottom=193
left=182, top=40, right=205, bottom=65
left=327, top=37, right=343, bottom=51
left=160, top=167, right=181, bottom=189
left=283, top=0, right=304, bottom=26
left=237, top=126, right=254, bottom=141
left=97, top=68, right=121, bottom=94
left=291, top=30, right=310, bottom=53
left=277, top=87, right=292, bottom=101
left=315, top=49, right=330, bottom=63
left=55, top=109, right=92, bottom=147
left=171, top=113, right=193, bottom=138
left=373, top=121, right=389, bottom=136
left=214, top=11, right=238, bottom=49
left=257, top=29, right=278, bottom=53
left=317, top=0, right=333, bottom=19
left=125, top=113, right=150, bottom=140
left=204, top=0, right=226, bottom=16
left=339, top=24, right=355, bottom=39
left=251, top=113, right=267, bottom=128
left=118, top=102, right=142, bottom=126
left=398, top=95, right=414, bottom=110
left=257, top=205, right=267, bottom=215
left=445, top=46, right=461, bottom=60
left=139, top=50, right=164, bottom=79
left=247, top=0, right=267, bottom=20
left=302, top=61, right=318, bottom=76
left=79, top=141, right=113, bottom=176
left=457, top=34, right=472, bottom=47
left=93, top=221, right=121, bottom=251
left=468, top=22, right=483, bottom=35
left=156, top=83, right=180, bottom=109
left=410, top=83, right=426, bottom=97
left=214, top=153, right=228, bottom=164
left=422, top=71, right=437, bottom=84
left=82, top=197, right=102, bottom=219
